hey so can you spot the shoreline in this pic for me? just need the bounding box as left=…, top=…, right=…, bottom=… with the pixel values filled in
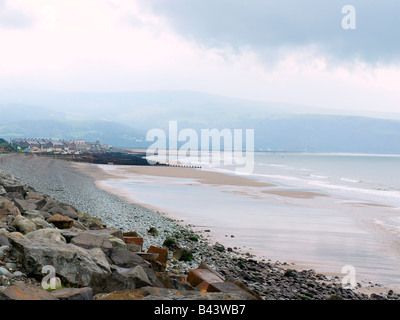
left=1, top=152, right=399, bottom=299
left=76, top=161, right=400, bottom=295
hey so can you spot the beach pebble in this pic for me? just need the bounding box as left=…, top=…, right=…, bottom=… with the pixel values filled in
left=0, top=246, right=9, bottom=259
left=0, top=266, right=13, bottom=277
left=5, top=262, right=17, bottom=270
left=13, top=271, right=25, bottom=277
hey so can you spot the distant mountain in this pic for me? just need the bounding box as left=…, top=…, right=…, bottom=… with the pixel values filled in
left=1, top=91, right=400, bottom=153
left=248, top=114, right=400, bottom=154
left=0, top=104, right=145, bottom=147
left=0, top=104, right=67, bottom=122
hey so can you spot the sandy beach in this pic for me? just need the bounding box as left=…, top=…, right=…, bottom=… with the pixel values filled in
left=81, top=164, right=328, bottom=200
left=2, top=153, right=400, bottom=299
left=73, top=161, right=400, bottom=293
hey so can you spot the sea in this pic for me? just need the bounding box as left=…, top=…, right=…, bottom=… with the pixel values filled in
left=101, top=152, right=400, bottom=288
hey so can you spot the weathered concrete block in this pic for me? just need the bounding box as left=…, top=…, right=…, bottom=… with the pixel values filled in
left=123, top=237, right=143, bottom=250
left=148, top=246, right=168, bottom=271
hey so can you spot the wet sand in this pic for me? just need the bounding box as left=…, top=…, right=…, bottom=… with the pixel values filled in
left=71, top=162, right=400, bottom=293
left=77, top=163, right=329, bottom=199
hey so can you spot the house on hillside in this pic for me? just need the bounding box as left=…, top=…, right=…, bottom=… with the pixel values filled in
left=51, top=141, right=65, bottom=153
left=69, top=140, right=91, bottom=152
left=30, top=146, right=41, bottom=153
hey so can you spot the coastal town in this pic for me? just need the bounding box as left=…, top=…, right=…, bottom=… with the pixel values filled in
left=9, top=138, right=113, bottom=154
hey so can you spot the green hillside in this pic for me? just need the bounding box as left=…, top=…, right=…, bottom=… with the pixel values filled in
left=0, top=138, right=14, bottom=152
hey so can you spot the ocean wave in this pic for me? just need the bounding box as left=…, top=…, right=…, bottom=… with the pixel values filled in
left=340, top=178, right=361, bottom=183
left=308, top=180, right=400, bottom=200
left=310, top=175, right=329, bottom=179
left=373, top=218, right=400, bottom=233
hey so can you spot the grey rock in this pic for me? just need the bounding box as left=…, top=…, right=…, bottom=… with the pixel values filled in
left=0, top=244, right=9, bottom=257
left=0, top=178, right=26, bottom=196
left=8, top=232, right=111, bottom=287
left=214, top=242, right=225, bottom=252
left=0, top=267, right=13, bottom=277
left=126, top=242, right=142, bottom=252
left=0, top=198, right=21, bottom=224
left=91, top=265, right=152, bottom=294
left=173, top=248, right=193, bottom=262
left=22, top=210, right=45, bottom=220
left=147, top=227, right=159, bottom=236
left=10, top=215, right=38, bottom=234
left=72, top=219, right=88, bottom=231
left=70, top=233, right=113, bottom=254
left=61, top=229, right=124, bottom=243
left=77, top=212, right=106, bottom=230
left=39, top=199, right=79, bottom=220
left=101, top=234, right=127, bottom=249
left=13, top=198, right=37, bottom=213
left=31, top=217, right=53, bottom=230
left=0, top=223, right=15, bottom=233
left=25, top=228, right=66, bottom=243
left=0, top=234, right=9, bottom=246
left=50, top=287, right=93, bottom=300
left=5, top=262, right=17, bottom=270
left=0, top=281, right=57, bottom=300
left=108, top=247, right=151, bottom=269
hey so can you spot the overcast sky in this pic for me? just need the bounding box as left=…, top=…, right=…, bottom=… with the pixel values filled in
left=0, top=0, right=399, bottom=114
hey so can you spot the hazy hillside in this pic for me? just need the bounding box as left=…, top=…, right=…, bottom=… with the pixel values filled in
left=249, top=114, right=400, bottom=153
left=0, top=109, right=141, bottom=147
left=1, top=91, right=400, bottom=153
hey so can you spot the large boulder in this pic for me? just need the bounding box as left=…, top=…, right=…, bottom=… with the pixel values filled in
left=10, top=215, right=38, bottom=234
left=60, top=229, right=124, bottom=243
left=70, top=233, right=113, bottom=254
left=77, top=212, right=106, bottom=230
left=50, top=287, right=93, bottom=300
left=0, top=176, right=26, bottom=196
left=0, top=230, right=9, bottom=246
left=38, top=199, right=79, bottom=220
left=13, top=199, right=38, bottom=213
left=31, top=217, right=53, bottom=230
left=22, top=210, right=47, bottom=220
left=0, top=198, right=21, bottom=224
left=90, top=266, right=152, bottom=294
left=0, top=281, right=57, bottom=300
left=25, top=191, right=46, bottom=202
left=49, top=214, right=74, bottom=229
left=101, top=234, right=127, bottom=249
left=25, top=228, right=67, bottom=243
left=7, top=232, right=111, bottom=287
left=108, top=247, right=151, bottom=269
left=0, top=222, right=15, bottom=232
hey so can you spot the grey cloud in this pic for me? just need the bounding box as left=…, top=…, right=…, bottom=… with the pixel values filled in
left=0, top=0, right=34, bottom=29
left=141, top=0, right=400, bottom=65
